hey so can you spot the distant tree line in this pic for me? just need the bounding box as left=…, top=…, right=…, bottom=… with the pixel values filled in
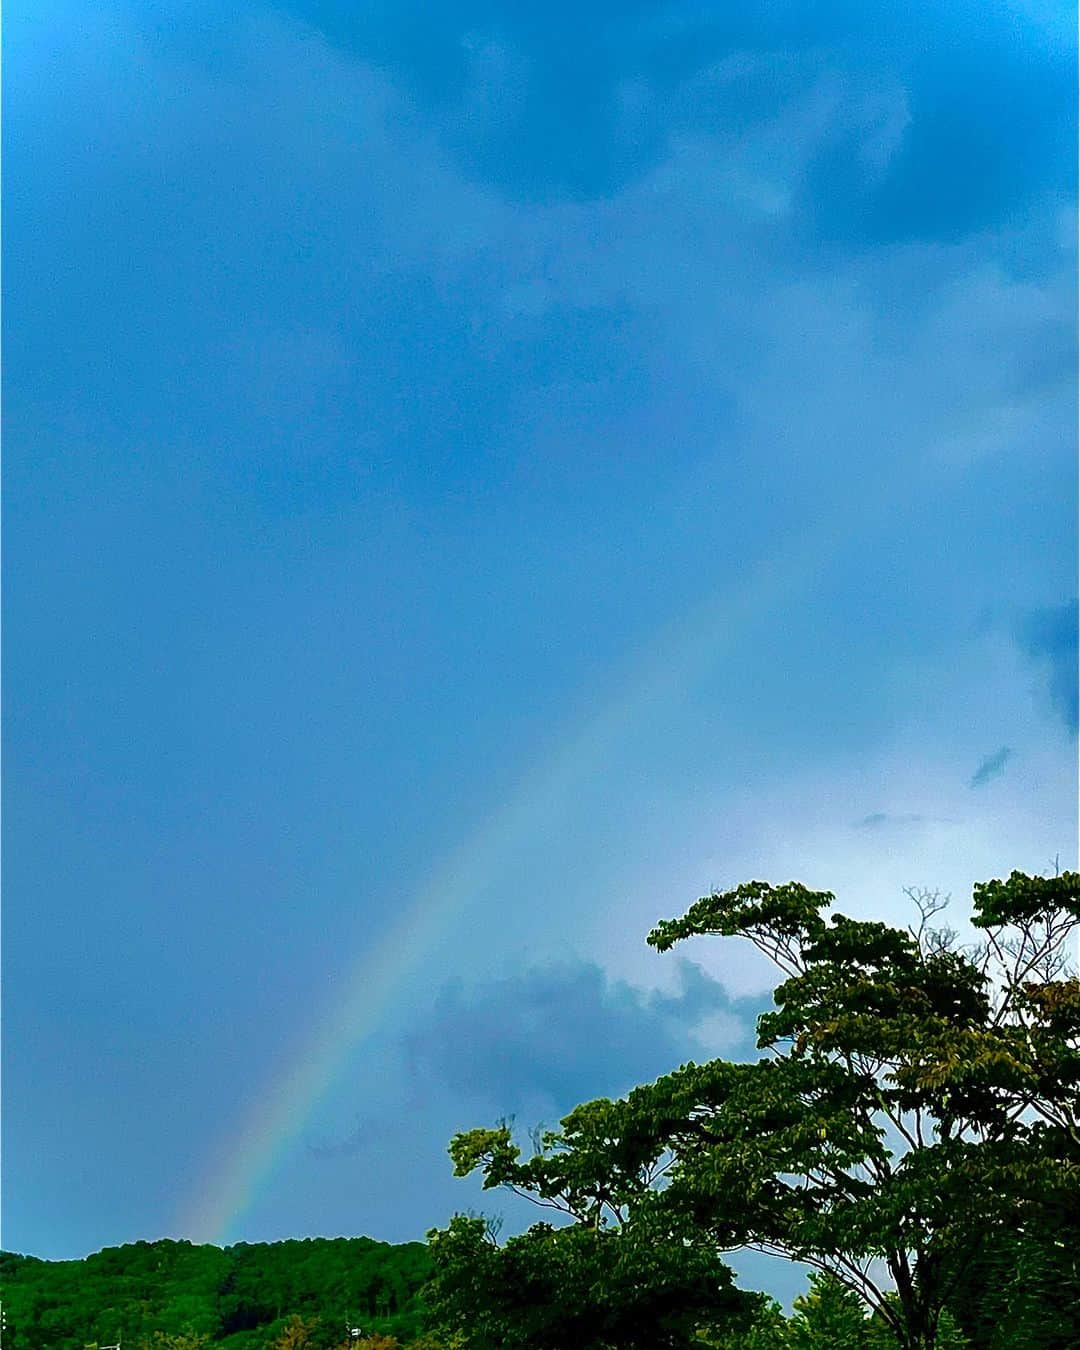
left=0, top=1236, right=431, bottom=1350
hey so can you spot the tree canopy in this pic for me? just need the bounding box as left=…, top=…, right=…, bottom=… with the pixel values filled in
left=432, top=870, right=1080, bottom=1349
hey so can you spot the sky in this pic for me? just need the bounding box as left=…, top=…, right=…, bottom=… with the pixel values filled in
left=3, top=0, right=1077, bottom=1306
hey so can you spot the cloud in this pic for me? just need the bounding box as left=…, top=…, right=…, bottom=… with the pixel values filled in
left=405, top=960, right=761, bottom=1118
left=255, top=0, right=1074, bottom=239
left=1016, top=600, right=1079, bottom=736
left=970, top=746, right=1014, bottom=788
left=854, top=812, right=925, bottom=829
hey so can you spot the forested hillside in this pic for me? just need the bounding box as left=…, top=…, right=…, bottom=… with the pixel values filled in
left=0, top=1236, right=432, bottom=1349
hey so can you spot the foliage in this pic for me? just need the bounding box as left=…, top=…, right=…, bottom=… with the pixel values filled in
left=702, top=1294, right=793, bottom=1349
left=438, top=871, right=1079, bottom=1350
left=138, top=1335, right=213, bottom=1350
left=269, top=1315, right=321, bottom=1349
left=0, top=1237, right=431, bottom=1350
left=701, top=1272, right=974, bottom=1349
left=788, top=1272, right=884, bottom=1348
left=425, top=1210, right=757, bottom=1349
left=941, top=1204, right=1080, bottom=1349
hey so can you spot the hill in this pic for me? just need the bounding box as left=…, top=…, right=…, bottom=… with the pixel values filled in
left=0, top=1235, right=432, bottom=1349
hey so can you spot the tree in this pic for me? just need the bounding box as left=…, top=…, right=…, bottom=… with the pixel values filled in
left=707, top=1273, right=969, bottom=1350
left=788, top=1273, right=880, bottom=1348
left=442, top=871, right=1079, bottom=1350
left=270, top=1316, right=321, bottom=1350
left=424, top=1209, right=759, bottom=1348
left=939, top=1144, right=1079, bottom=1347
left=703, top=1295, right=792, bottom=1349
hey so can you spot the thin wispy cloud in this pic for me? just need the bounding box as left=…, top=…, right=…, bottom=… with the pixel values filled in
left=970, top=747, right=1014, bottom=789
left=854, top=812, right=925, bottom=830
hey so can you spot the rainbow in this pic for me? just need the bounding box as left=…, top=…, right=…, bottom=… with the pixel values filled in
left=180, top=498, right=882, bottom=1244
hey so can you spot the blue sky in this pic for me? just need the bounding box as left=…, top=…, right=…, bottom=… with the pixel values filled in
left=4, top=0, right=1077, bottom=1301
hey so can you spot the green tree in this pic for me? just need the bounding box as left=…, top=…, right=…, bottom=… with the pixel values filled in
left=442, top=871, right=1079, bottom=1350
left=708, top=1273, right=970, bottom=1350
left=425, top=1209, right=758, bottom=1349
left=702, top=1295, right=791, bottom=1349
left=939, top=1188, right=1079, bottom=1347
left=788, top=1273, right=878, bottom=1348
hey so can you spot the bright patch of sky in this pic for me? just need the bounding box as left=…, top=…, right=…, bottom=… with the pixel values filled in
left=5, top=0, right=1076, bottom=1288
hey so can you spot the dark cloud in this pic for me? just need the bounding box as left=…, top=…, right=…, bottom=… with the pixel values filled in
left=405, top=960, right=761, bottom=1117
left=854, top=812, right=925, bottom=830
left=251, top=0, right=1074, bottom=237
left=1016, top=600, right=1079, bottom=737
left=970, top=746, right=1013, bottom=789
left=802, top=15, right=1075, bottom=244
